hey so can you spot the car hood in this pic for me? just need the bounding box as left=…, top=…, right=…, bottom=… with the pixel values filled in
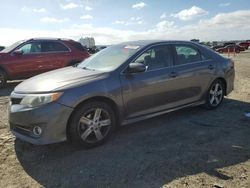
left=14, top=67, right=108, bottom=93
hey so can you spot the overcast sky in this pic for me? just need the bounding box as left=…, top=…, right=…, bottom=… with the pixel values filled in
left=0, top=0, right=250, bottom=46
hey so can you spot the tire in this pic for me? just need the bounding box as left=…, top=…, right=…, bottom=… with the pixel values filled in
left=0, top=70, right=7, bottom=89
left=68, top=101, right=115, bottom=148
left=205, top=79, right=224, bottom=109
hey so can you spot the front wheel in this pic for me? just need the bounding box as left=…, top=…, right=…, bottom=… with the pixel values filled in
left=205, top=80, right=224, bottom=109
left=68, top=101, right=115, bottom=148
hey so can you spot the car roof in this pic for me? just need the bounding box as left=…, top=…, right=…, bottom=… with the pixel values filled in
left=120, top=40, right=199, bottom=47
left=26, top=38, right=75, bottom=42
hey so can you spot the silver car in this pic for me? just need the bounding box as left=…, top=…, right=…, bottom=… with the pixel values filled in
left=9, top=40, right=235, bottom=147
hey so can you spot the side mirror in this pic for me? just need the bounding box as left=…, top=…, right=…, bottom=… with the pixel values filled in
left=127, top=62, right=146, bottom=73
left=13, top=49, right=23, bottom=55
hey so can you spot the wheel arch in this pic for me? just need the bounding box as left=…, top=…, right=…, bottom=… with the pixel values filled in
left=66, top=96, right=121, bottom=139
left=216, top=77, right=227, bottom=96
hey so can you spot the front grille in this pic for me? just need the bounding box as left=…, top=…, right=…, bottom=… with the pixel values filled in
left=10, top=98, right=22, bottom=105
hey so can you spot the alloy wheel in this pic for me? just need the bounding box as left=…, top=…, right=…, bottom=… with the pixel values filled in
left=77, top=108, right=112, bottom=143
left=209, top=83, right=223, bottom=106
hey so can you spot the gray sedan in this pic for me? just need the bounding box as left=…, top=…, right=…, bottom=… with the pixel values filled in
left=9, top=40, right=235, bottom=147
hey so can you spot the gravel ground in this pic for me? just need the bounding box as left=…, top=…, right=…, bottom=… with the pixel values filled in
left=0, top=52, right=250, bottom=188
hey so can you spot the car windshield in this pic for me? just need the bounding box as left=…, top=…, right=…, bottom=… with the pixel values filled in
left=1, top=40, right=25, bottom=53
left=77, top=44, right=141, bottom=72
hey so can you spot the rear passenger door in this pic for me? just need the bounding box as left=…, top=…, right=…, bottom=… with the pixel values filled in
left=40, top=41, right=71, bottom=73
left=170, top=44, right=216, bottom=106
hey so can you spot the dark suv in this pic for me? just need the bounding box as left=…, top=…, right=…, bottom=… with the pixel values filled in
left=0, top=38, right=90, bottom=88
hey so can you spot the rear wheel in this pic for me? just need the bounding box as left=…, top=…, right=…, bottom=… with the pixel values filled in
left=69, top=101, right=115, bottom=148
left=205, top=80, right=224, bottom=109
left=0, top=70, right=7, bottom=88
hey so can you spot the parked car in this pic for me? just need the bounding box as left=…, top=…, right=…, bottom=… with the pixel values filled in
left=216, top=44, right=245, bottom=53
left=238, top=42, right=250, bottom=50
left=87, top=47, right=97, bottom=54
left=9, top=40, right=235, bottom=147
left=0, top=38, right=90, bottom=88
left=0, top=46, right=5, bottom=51
left=212, top=45, right=224, bottom=51
left=212, top=42, right=234, bottom=50
left=223, top=42, right=236, bottom=46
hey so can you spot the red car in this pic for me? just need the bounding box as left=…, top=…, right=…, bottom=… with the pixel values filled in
left=216, top=44, right=245, bottom=53
left=0, top=38, right=90, bottom=88
left=238, top=42, right=250, bottom=50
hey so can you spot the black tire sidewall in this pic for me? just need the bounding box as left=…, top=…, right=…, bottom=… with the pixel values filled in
left=68, top=101, right=115, bottom=148
left=205, top=80, right=224, bottom=109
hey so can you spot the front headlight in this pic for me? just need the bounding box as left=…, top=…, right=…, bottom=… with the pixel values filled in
left=20, top=92, right=63, bottom=107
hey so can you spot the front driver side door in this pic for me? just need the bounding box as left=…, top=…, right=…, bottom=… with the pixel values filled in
left=120, top=44, right=177, bottom=119
left=8, top=41, right=43, bottom=78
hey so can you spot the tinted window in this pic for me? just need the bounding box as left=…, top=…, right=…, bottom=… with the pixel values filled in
left=174, top=45, right=201, bottom=65
left=133, top=45, right=172, bottom=71
left=42, top=41, right=69, bottom=52
left=17, top=42, right=41, bottom=54
left=72, top=42, right=87, bottom=51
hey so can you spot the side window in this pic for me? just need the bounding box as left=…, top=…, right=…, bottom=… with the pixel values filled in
left=133, top=45, right=172, bottom=71
left=17, top=42, right=41, bottom=54
left=72, top=42, right=87, bottom=51
left=174, top=45, right=201, bottom=65
left=42, top=42, right=69, bottom=53
left=201, top=53, right=211, bottom=61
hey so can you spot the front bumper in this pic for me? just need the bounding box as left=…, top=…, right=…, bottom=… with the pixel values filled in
left=9, top=102, right=73, bottom=145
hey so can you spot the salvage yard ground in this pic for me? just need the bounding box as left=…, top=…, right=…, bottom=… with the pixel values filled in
left=0, top=51, right=250, bottom=188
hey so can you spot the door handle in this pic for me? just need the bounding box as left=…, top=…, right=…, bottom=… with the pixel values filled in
left=208, top=65, right=214, bottom=70
left=170, top=72, right=178, bottom=78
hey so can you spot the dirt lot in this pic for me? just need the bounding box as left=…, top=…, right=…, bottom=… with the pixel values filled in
left=0, top=52, right=250, bottom=188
